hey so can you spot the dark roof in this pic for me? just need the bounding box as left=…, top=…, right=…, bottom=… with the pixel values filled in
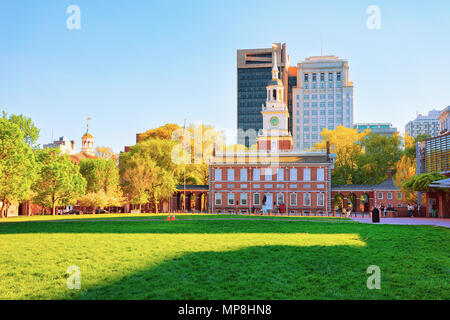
left=332, top=184, right=375, bottom=191
left=373, top=178, right=399, bottom=190
left=429, top=178, right=450, bottom=188
left=176, top=185, right=209, bottom=191
left=332, top=178, right=399, bottom=192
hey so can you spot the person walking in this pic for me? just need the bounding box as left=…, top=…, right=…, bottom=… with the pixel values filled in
left=371, top=205, right=380, bottom=223
left=407, top=204, right=412, bottom=217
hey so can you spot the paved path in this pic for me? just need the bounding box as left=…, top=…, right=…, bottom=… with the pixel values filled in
left=350, top=217, right=450, bottom=228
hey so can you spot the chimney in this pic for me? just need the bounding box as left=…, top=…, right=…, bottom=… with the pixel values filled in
left=387, top=170, right=392, bottom=179
left=70, top=140, right=75, bottom=151
left=326, top=141, right=330, bottom=161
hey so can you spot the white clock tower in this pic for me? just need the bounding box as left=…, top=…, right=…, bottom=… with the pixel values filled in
left=257, top=44, right=293, bottom=152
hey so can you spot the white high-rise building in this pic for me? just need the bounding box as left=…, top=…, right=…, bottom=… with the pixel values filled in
left=405, top=110, right=441, bottom=138
left=292, top=56, right=354, bottom=151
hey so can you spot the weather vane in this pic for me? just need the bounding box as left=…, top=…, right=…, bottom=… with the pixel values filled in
left=86, top=116, right=92, bottom=132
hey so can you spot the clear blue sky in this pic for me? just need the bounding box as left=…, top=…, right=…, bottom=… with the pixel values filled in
left=1, top=0, right=449, bottom=153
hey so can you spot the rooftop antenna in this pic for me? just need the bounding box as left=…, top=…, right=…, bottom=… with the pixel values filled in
left=320, top=33, right=323, bottom=56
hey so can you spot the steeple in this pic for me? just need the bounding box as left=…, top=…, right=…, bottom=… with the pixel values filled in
left=81, top=117, right=95, bottom=156
left=272, top=44, right=279, bottom=80
left=256, top=43, right=293, bottom=153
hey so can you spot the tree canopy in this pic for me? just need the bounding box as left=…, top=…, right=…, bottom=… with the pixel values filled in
left=0, top=117, right=37, bottom=217
left=33, top=149, right=86, bottom=215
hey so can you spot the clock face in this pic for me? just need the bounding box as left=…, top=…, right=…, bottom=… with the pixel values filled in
left=270, top=116, right=279, bottom=127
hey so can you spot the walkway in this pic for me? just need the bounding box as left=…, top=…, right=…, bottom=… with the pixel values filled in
left=350, top=217, right=450, bottom=228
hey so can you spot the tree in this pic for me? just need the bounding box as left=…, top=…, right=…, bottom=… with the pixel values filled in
left=313, top=126, right=368, bottom=184
left=79, top=158, right=123, bottom=211
left=394, top=155, right=417, bottom=202
left=402, top=172, right=447, bottom=192
left=0, top=118, right=37, bottom=218
left=357, top=133, right=403, bottom=184
left=137, top=123, right=181, bottom=142
left=33, top=149, right=86, bottom=215
left=79, top=158, right=120, bottom=194
left=78, top=190, right=108, bottom=214
left=2, top=111, right=40, bottom=147
left=403, top=132, right=416, bottom=159
left=120, top=139, right=178, bottom=213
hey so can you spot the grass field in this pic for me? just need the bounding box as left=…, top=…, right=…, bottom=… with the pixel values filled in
left=0, top=214, right=449, bottom=300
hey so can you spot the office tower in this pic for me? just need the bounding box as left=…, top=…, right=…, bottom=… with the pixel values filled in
left=439, top=106, right=450, bottom=134
left=405, top=110, right=441, bottom=138
left=353, top=123, right=398, bottom=137
left=292, top=56, right=354, bottom=151
left=237, top=43, right=289, bottom=147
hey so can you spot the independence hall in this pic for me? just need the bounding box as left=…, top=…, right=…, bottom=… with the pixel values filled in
left=209, top=48, right=336, bottom=214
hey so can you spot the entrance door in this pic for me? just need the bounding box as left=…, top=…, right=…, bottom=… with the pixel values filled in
left=265, top=194, right=273, bottom=211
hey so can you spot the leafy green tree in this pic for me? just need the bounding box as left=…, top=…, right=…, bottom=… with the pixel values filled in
left=0, top=118, right=37, bottom=217
left=402, top=172, right=447, bottom=192
left=33, top=149, right=86, bottom=215
left=78, top=190, right=109, bottom=214
left=357, top=133, right=403, bottom=184
left=2, top=111, right=40, bottom=147
left=79, top=158, right=123, bottom=211
left=314, top=126, right=368, bottom=184
left=120, top=139, right=177, bottom=213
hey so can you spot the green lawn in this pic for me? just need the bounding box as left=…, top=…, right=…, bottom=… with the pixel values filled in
left=0, top=214, right=449, bottom=300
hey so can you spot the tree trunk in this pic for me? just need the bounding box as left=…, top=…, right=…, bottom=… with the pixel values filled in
left=0, top=201, right=4, bottom=219
left=92, top=207, right=95, bottom=215
left=52, top=205, right=56, bottom=216
left=139, top=203, right=142, bottom=214
left=155, top=202, right=159, bottom=214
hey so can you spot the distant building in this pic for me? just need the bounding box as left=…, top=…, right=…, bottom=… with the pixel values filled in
left=405, top=110, right=441, bottom=138
left=237, top=43, right=291, bottom=147
left=70, top=130, right=97, bottom=163
left=353, top=123, right=398, bottom=137
left=43, top=136, right=76, bottom=155
left=439, top=106, right=450, bottom=134
left=292, top=55, right=354, bottom=151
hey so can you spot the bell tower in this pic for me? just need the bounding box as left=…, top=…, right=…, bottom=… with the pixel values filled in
left=257, top=44, right=293, bottom=152
left=80, top=117, right=95, bottom=156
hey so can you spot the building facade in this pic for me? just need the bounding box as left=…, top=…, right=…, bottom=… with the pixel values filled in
left=439, top=106, right=450, bottom=135
left=212, top=47, right=336, bottom=214
left=237, top=43, right=290, bottom=148
left=43, top=136, right=76, bottom=155
left=405, top=110, right=441, bottom=138
left=292, top=56, right=354, bottom=151
left=353, top=123, right=398, bottom=137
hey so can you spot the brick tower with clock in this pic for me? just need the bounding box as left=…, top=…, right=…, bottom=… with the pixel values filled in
left=257, top=45, right=293, bottom=152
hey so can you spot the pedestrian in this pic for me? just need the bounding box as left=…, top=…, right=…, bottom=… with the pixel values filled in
left=346, top=208, right=352, bottom=218
left=407, top=204, right=411, bottom=217
left=371, top=205, right=380, bottom=223
left=342, top=207, right=346, bottom=217
left=431, top=203, right=438, bottom=218
left=262, top=195, right=267, bottom=215
left=380, top=203, right=385, bottom=217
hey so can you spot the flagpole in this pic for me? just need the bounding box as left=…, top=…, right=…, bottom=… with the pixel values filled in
left=183, top=119, right=187, bottom=213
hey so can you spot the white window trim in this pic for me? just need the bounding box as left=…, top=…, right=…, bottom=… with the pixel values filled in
left=215, top=193, right=222, bottom=205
